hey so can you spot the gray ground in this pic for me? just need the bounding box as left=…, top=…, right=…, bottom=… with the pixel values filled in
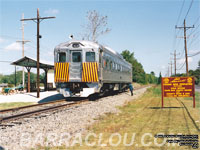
left=0, top=86, right=150, bottom=150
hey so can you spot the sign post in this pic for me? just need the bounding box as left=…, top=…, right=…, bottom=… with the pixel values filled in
left=193, top=78, right=195, bottom=108
left=161, top=77, right=195, bottom=108
left=161, top=78, right=164, bottom=108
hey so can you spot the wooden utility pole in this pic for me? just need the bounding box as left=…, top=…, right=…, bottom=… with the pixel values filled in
left=21, top=8, right=55, bottom=98
left=171, top=50, right=180, bottom=76
left=174, top=51, right=177, bottom=76
left=175, top=19, right=194, bottom=76
left=17, top=14, right=30, bottom=87
left=168, top=66, right=170, bottom=77
left=168, top=61, right=173, bottom=76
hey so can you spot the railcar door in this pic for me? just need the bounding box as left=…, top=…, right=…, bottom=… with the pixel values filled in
left=69, top=50, right=82, bottom=81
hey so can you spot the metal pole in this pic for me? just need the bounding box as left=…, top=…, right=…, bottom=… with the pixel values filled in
left=161, top=78, right=164, bottom=108
left=27, top=68, right=31, bottom=92
left=37, top=8, right=40, bottom=98
left=15, top=65, right=17, bottom=87
left=184, top=19, right=189, bottom=76
left=171, top=61, right=172, bottom=76
left=193, top=77, right=195, bottom=108
left=22, top=14, right=25, bottom=87
left=174, top=50, right=176, bottom=76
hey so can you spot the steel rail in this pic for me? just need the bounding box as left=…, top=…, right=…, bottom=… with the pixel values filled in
left=0, top=99, right=88, bottom=123
left=0, top=99, right=67, bottom=113
left=0, top=85, right=148, bottom=114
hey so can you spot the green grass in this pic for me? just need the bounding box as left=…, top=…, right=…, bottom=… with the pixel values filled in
left=68, top=86, right=200, bottom=150
left=151, top=86, right=161, bottom=96
left=0, top=102, right=35, bottom=110
left=32, top=86, right=200, bottom=150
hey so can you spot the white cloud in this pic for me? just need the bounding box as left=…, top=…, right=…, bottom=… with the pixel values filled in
left=4, top=42, right=21, bottom=51
left=44, top=8, right=59, bottom=15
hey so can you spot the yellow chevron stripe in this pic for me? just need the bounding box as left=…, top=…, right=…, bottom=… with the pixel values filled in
left=93, top=63, right=96, bottom=82
left=60, top=63, right=63, bottom=81
left=54, top=62, right=69, bottom=82
left=60, top=63, right=63, bottom=82
left=81, top=62, right=98, bottom=82
left=96, top=63, right=98, bottom=81
left=82, top=63, right=84, bottom=82
left=63, top=63, right=66, bottom=81
left=67, top=63, right=69, bottom=82
left=85, top=63, right=88, bottom=82
left=92, top=63, right=95, bottom=82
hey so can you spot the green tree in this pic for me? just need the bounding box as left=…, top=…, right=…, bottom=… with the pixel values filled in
left=150, top=71, right=155, bottom=76
left=121, top=50, right=147, bottom=84
left=157, top=72, right=162, bottom=84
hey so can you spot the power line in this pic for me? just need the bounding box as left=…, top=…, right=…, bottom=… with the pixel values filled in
left=176, top=0, right=186, bottom=25
left=184, top=0, right=194, bottom=20
left=187, top=23, right=200, bottom=37
left=188, top=51, right=200, bottom=57
left=188, top=31, right=200, bottom=49
left=175, top=19, right=194, bottom=76
left=192, top=15, right=200, bottom=26
left=177, top=60, right=186, bottom=70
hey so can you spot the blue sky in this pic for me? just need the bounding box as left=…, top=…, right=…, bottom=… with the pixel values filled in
left=0, top=0, right=200, bottom=77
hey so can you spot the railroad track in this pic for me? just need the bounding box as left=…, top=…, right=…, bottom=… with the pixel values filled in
left=0, top=86, right=149, bottom=129
left=0, top=99, right=67, bottom=114
left=0, top=99, right=89, bottom=129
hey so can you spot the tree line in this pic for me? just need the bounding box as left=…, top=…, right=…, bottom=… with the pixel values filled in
left=121, top=50, right=158, bottom=84
left=171, top=61, right=200, bottom=85
left=0, top=71, right=45, bottom=87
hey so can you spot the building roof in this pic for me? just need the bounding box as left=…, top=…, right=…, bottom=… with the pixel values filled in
left=11, top=56, right=54, bottom=70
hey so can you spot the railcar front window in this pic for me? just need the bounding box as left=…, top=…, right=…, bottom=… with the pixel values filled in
left=58, top=52, right=66, bottom=62
left=86, top=52, right=95, bottom=62
left=72, top=52, right=81, bottom=62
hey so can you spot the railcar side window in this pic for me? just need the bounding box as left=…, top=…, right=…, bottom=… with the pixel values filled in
left=86, top=52, right=95, bottom=62
left=72, top=52, right=81, bottom=62
left=58, top=52, right=66, bottom=62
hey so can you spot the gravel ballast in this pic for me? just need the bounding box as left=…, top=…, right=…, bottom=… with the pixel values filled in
left=0, top=86, right=150, bottom=150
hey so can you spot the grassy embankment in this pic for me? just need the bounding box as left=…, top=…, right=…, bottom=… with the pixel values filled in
left=36, top=85, right=200, bottom=150
left=67, top=86, right=200, bottom=150
left=0, top=102, right=34, bottom=110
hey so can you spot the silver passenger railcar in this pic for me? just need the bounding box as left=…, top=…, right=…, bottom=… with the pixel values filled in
left=54, top=40, right=132, bottom=97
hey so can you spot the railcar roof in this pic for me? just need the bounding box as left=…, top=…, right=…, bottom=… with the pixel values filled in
left=55, top=40, right=131, bottom=67
left=55, top=40, right=99, bottom=49
left=55, top=40, right=121, bottom=56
